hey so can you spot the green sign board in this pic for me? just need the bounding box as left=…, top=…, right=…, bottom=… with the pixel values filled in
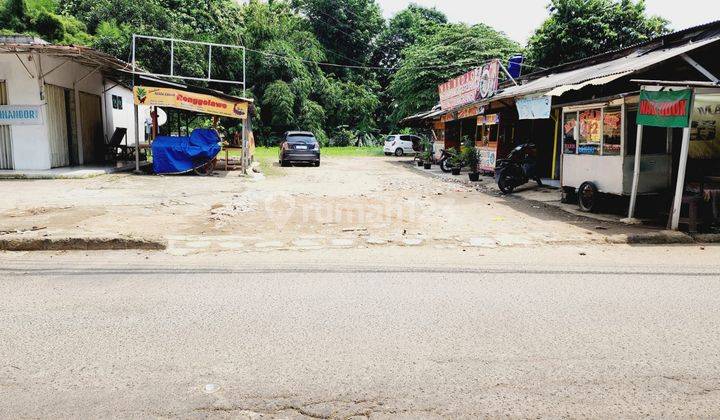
left=637, top=89, right=693, bottom=128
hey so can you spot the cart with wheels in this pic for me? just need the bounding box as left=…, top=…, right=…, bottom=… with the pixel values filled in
left=560, top=98, right=672, bottom=212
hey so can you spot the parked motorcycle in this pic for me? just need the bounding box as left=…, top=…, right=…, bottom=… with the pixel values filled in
left=438, top=148, right=463, bottom=173
left=495, top=143, right=542, bottom=194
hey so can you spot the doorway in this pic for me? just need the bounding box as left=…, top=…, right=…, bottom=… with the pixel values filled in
left=0, top=81, right=12, bottom=169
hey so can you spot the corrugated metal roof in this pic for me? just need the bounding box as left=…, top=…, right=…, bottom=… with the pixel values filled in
left=418, top=22, right=720, bottom=121
left=494, top=35, right=719, bottom=101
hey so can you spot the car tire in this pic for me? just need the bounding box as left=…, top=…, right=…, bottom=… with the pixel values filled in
left=314, top=161, right=320, bottom=167
left=384, top=152, right=392, bottom=156
left=281, top=160, right=290, bottom=167
left=395, top=148, right=404, bottom=157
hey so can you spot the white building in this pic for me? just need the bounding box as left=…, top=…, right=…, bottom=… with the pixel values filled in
left=0, top=36, right=140, bottom=171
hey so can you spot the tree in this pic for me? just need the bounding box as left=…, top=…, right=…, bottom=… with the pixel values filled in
left=526, top=0, right=670, bottom=69
left=0, top=0, right=92, bottom=44
left=374, top=4, right=447, bottom=71
left=388, top=23, right=521, bottom=124
left=291, top=0, right=384, bottom=68
left=372, top=4, right=447, bottom=131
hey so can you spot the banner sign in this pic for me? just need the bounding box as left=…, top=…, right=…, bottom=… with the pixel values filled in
left=438, top=60, right=500, bottom=110
left=0, top=105, right=43, bottom=125
left=516, top=96, right=552, bottom=120
left=477, top=113, right=500, bottom=126
left=133, top=86, right=248, bottom=119
left=478, top=145, right=498, bottom=172
left=458, top=105, right=483, bottom=119
left=637, top=89, right=692, bottom=128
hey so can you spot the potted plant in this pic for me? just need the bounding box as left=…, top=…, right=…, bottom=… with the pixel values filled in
left=422, top=151, right=433, bottom=169
left=418, top=138, right=432, bottom=166
left=464, top=143, right=481, bottom=182
left=446, top=148, right=463, bottom=175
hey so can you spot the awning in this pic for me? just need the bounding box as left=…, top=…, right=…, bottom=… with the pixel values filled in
left=544, top=71, right=634, bottom=97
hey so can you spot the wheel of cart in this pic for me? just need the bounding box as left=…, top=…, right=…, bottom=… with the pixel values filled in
left=577, top=181, right=600, bottom=213
left=193, top=158, right=217, bottom=176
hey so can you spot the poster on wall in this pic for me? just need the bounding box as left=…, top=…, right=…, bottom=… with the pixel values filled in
left=690, top=93, right=720, bottom=159
left=516, top=96, right=552, bottom=120
left=0, top=105, right=43, bottom=125
left=578, top=109, right=601, bottom=155
left=133, top=86, right=248, bottom=119
left=637, top=89, right=692, bottom=128
left=478, top=145, right=498, bottom=172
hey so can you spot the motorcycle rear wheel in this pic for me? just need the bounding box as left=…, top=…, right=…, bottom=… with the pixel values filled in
left=440, top=159, right=452, bottom=173
left=498, top=172, right=515, bottom=194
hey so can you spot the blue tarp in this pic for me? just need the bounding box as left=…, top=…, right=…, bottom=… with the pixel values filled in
left=152, top=129, right=222, bottom=174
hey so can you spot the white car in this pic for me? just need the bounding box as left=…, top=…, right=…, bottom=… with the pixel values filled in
left=383, top=134, right=423, bottom=157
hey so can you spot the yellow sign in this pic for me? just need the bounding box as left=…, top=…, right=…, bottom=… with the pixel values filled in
left=133, top=86, right=248, bottom=119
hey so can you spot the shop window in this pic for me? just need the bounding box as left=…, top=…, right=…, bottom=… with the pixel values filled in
left=578, top=109, right=601, bottom=155
left=112, top=95, right=123, bottom=110
left=602, top=107, right=622, bottom=155
left=562, top=112, right=577, bottom=154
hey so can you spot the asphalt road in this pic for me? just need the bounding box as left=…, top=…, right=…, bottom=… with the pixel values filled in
left=2, top=248, right=720, bottom=418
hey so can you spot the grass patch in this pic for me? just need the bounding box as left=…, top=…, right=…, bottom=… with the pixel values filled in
left=224, top=146, right=384, bottom=177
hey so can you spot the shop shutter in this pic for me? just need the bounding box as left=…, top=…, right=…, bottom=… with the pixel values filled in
left=45, top=84, right=70, bottom=168
left=0, top=81, right=12, bottom=169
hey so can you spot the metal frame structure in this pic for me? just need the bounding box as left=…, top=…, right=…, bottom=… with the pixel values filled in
left=130, top=35, right=251, bottom=174
left=131, top=34, right=246, bottom=95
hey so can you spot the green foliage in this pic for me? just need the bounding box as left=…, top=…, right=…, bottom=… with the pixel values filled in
left=374, top=4, right=447, bottom=70
left=463, top=137, right=479, bottom=172
left=446, top=147, right=463, bottom=168
left=526, top=0, right=670, bottom=69
left=292, top=0, right=384, bottom=68
left=0, top=0, right=92, bottom=44
left=388, top=23, right=521, bottom=125
left=0, top=0, right=678, bottom=149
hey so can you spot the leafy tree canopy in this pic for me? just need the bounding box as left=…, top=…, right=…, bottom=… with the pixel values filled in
left=526, top=0, right=670, bottom=69
left=389, top=23, right=521, bottom=124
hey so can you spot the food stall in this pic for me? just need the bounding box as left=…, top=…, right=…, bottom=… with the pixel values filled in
left=559, top=94, right=675, bottom=212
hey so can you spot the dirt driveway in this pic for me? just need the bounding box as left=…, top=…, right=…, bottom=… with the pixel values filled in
left=0, top=156, right=651, bottom=252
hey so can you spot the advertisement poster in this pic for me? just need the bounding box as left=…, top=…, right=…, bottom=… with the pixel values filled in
left=134, top=86, right=248, bottom=119
left=478, top=145, right=498, bottom=172
left=637, top=89, right=692, bottom=128
left=516, top=96, right=552, bottom=120
left=0, top=105, right=43, bottom=126
left=690, top=93, right=720, bottom=159
left=438, top=60, right=499, bottom=110
left=578, top=109, right=601, bottom=155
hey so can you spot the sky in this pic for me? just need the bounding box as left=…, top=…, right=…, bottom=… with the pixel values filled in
left=378, top=0, right=720, bottom=44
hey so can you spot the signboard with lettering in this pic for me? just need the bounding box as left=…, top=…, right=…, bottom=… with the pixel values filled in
left=438, top=60, right=500, bottom=110
left=134, top=86, right=248, bottom=119
left=0, top=105, right=43, bottom=125
left=637, top=89, right=692, bottom=128
left=477, top=114, right=500, bottom=126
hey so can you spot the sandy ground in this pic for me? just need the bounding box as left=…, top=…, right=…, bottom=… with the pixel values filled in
left=0, top=156, right=655, bottom=252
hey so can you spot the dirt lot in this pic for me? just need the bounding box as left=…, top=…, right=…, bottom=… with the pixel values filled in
left=0, top=156, right=654, bottom=252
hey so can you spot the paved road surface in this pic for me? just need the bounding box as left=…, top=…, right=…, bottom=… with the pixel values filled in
left=1, top=247, right=720, bottom=418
